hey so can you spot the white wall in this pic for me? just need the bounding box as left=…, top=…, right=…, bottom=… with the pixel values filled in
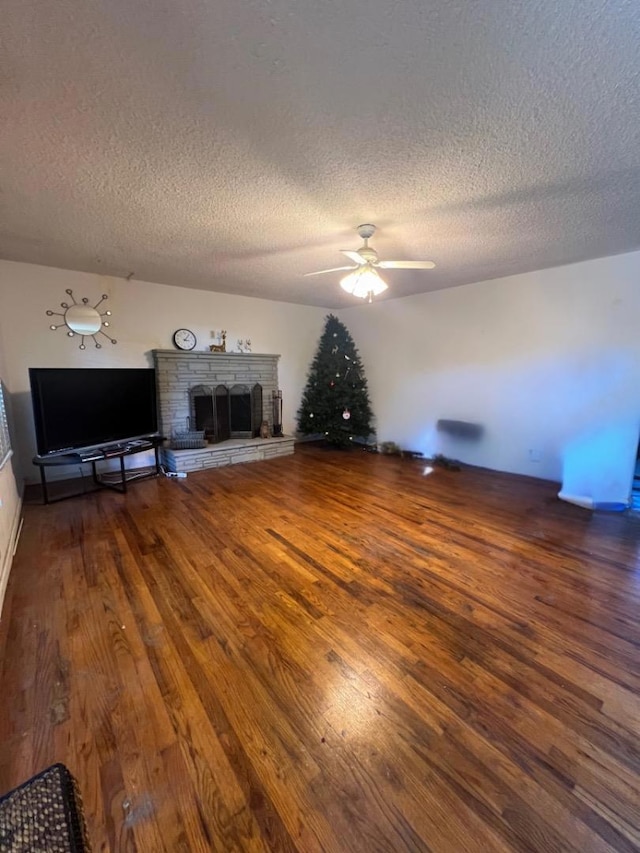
left=340, top=251, right=640, bottom=504
left=0, top=260, right=326, bottom=484
left=0, top=320, right=23, bottom=617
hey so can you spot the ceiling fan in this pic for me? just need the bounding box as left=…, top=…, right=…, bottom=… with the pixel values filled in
left=304, top=224, right=436, bottom=301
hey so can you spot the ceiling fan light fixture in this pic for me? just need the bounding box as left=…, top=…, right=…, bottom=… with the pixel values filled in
left=304, top=224, right=434, bottom=299
left=340, top=265, right=388, bottom=300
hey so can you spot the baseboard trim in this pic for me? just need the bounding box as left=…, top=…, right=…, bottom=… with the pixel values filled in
left=0, top=494, right=24, bottom=619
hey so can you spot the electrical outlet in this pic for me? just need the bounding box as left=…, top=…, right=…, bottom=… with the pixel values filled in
left=528, top=448, right=541, bottom=462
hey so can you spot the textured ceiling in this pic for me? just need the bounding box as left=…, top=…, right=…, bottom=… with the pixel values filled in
left=1, top=0, right=640, bottom=307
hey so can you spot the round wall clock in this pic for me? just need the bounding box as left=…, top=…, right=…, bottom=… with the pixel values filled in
left=173, top=328, right=197, bottom=351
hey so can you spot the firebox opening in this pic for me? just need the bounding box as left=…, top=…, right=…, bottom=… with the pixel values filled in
left=191, top=383, right=263, bottom=443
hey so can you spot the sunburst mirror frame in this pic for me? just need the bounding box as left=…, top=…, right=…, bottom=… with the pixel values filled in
left=46, top=289, right=117, bottom=350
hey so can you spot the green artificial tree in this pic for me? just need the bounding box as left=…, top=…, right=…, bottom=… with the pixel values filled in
left=298, top=314, right=374, bottom=447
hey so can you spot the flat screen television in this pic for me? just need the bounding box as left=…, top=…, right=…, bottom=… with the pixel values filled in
left=29, top=367, right=158, bottom=457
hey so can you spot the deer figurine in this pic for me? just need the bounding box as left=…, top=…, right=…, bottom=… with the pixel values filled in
left=209, top=330, right=227, bottom=352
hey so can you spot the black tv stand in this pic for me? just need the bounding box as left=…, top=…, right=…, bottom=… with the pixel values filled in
left=33, top=436, right=165, bottom=504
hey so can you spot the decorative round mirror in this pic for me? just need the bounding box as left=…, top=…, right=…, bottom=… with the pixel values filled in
left=65, top=304, right=102, bottom=335
left=46, top=290, right=117, bottom=349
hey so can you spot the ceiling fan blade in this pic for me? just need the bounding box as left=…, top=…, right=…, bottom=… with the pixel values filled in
left=303, top=266, right=357, bottom=278
left=378, top=260, right=436, bottom=270
left=340, top=250, right=366, bottom=264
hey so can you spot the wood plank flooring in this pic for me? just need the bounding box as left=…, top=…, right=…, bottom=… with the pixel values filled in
left=1, top=443, right=640, bottom=851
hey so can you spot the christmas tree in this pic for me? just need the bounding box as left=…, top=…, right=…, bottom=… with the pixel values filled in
left=297, top=314, right=374, bottom=447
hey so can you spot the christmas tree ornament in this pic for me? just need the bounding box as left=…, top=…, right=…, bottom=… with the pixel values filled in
left=309, top=412, right=314, bottom=418
left=343, top=408, right=351, bottom=420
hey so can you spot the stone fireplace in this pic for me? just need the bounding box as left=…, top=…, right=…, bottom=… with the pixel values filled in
left=152, top=350, right=294, bottom=473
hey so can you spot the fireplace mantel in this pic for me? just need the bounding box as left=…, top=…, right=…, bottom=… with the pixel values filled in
left=152, top=350, right=281, bottom=360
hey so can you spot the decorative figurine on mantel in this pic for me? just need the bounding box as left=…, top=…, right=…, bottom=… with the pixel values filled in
left=237, top=338, right=252, bottom=353
left=209, top=330, right=226, bottom=352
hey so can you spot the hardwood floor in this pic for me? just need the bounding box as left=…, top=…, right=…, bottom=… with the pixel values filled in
left=1, top=443, right=640, bottom=852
